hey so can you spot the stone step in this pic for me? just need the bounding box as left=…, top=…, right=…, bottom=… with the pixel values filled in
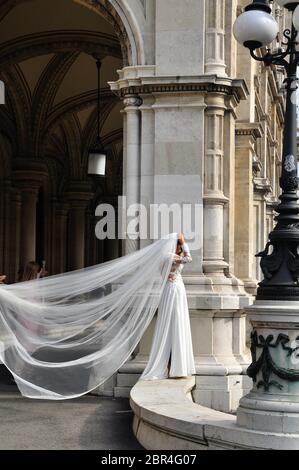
left=114, top=386, right=131, bottom=398
left=116, top=373, right=140, bottom=388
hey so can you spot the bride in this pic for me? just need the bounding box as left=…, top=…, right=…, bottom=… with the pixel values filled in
left=141, top=233, right=195, bottom=380
left=0, top=232, right=195, bottom=400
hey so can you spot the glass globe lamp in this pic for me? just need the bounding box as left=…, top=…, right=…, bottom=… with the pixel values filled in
left=233, top=8, right=279, bottom=49
left=292, top=4, right=299, bottom=29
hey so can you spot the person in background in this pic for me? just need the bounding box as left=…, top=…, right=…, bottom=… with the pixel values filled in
left=18, top=261, right=48, bottom=282
left=0, top=274, right=6, bottom=285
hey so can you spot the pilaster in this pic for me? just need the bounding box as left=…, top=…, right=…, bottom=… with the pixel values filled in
left=235, top=123, right=263, bottom=293
left=205, top=0, right=227, bottom=76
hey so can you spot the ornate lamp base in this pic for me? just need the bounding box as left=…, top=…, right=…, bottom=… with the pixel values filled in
left=237, top=300, right=299, bottom=433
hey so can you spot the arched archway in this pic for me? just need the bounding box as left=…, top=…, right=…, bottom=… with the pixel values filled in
left=0, top=0, right=145, bottom=66
left=0, top=0, right=137, bottom=281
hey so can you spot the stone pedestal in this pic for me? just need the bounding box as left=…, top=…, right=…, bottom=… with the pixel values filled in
left=237, top=301, right=299, bottom=434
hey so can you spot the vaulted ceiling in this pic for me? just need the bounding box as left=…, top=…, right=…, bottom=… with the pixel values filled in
left=0, top=0, right=124, bottom=198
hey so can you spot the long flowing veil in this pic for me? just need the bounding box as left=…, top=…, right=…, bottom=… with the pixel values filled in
left=0, top=233, right=178, bottom=400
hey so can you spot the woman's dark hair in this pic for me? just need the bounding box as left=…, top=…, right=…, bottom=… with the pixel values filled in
left=19, top=261, right=41, bottom=282
left=176, top=239, right=183, bottom=255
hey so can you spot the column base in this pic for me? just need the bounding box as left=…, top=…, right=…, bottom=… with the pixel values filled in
left=237, top=392, right=299, bottom=433
left=183, top=273, right=252, bottom=310
left=193, top=374, right=252, bottom=413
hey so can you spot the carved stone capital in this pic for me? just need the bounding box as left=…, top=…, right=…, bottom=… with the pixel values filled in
left=123, top=94, right=143, bottom=108
left=64, top=180, right=94, bottom=208
left=13, top=158, right=48, bottom=187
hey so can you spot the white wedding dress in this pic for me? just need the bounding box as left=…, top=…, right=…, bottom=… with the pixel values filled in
left=141, top=243, right=196, bottom=380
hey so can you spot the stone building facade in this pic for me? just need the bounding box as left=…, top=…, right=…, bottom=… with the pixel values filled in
left=0, top=0, right=287, bottom=411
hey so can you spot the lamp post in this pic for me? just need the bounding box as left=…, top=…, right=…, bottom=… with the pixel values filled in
left=235, top=0, right=299, bottom=300
left=233, top=0, right=299, bottom=437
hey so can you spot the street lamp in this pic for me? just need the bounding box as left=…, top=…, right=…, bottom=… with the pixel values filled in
left=234, top=0, right=299, bottom=301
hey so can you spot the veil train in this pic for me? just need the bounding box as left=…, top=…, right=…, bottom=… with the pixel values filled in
left=0, top=234, right=177, bottom=399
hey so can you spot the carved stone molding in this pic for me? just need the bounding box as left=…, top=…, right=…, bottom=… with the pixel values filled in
left=254, top=177, right=273, bottom=195
left=235, top=123, right=263, bottom=140
left=116, top=82, right=247, bottom=104
left=64, top=180, right=94, bottom=206
left=13, top=160, right=48, bottom=191
left=203, top=194, right=229, bottom=206
left=236, top=129, right=261, bottom=137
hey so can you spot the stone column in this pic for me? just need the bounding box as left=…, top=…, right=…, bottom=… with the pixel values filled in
left=235, top=123, right=262, bottom=293
left=0, top=179, right=11, bottom=277
left=54, top=202, right=69, bottom=274
left=0, top=180, right=5, bottom=272
left=18, top=184, right=39, bottom=267
left=203, top=94, right=228, bottom=277
left=205, top=0, right=227, bottom=76
left=65, top=181, right=94, bottom=271
left=123, top=95, right=142, bottom=254
left=13, top=159, right=47, bottom=268
left=139, top=95, right=155, bottom=249
left=9, top=189, right=22, bottom=281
